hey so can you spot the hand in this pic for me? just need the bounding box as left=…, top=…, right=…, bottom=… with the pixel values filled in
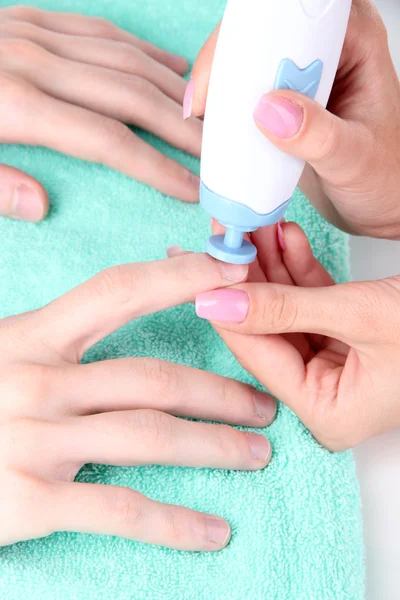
left=0, top=6, right=202, bottom=222
left=187, top=0, right=400, bottom=239
left=195, top=220, right=400, bottom=451
left=0, top=254, right=275, bottom=550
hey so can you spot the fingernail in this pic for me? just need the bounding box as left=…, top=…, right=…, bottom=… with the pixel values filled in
left=206, top=516, right=231, bottom=548
left=167, top=245, right=184, bottom=258
left=246, top=433, right=272, bottom=462
left=277, top=222, right=286, bottom=251
left=219, top=262, right=248, bottom=283
left=11, top=185, right=44, bottom=222
left=183, top=78, right=195, bottom=120
left=253, top=391, right=277, bottom=423
left=196, top=289, right=249, bottom=323
left=190, top=173, right=200, bottom=189
left=253, top=95, right=303, bottom=139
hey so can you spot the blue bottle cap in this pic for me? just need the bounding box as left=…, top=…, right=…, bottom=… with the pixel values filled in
left=207, top=232, right=257, bottom=265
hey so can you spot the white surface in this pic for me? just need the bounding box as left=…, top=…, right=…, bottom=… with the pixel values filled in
left=352, top=1, right=400, bottom=599
left=201, top=0, right=351, bottom=214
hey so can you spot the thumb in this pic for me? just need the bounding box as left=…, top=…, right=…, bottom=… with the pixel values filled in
left=187, top=23, right=220, bottom=118
left=196, top=280, right=378, bottom=345
left=253, top=90, right=368, bottom=182
left=0, top=164, right=48, bottom=222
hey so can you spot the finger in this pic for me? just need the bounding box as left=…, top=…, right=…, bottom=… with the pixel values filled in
left=61, top=410, right=272, bottom=471
left=51, top=482, right=231, bottom=551
left=39, top=253, right=248, bottom=356
left=253, top=90, right=371, bottom=186
left=246, top=224, right=312, bottom=360
left=0, top=164, right=47, bottom=221
left=216, top=329, right=307, bottom=422
left=0, top=42, right=202, bottom=157
left=0, top=21, right=187, bottom=103
left=196, top=280, right=373, bottom=344
left=189, top=23, right=220, bottom=117
left=0, top=74, right=199, bottom=202
left=279, top=222, right=349, bottom=354
left=59, top=359, right=277, bottom=427
left=252, top=224, right=294, bottom=285
left=3, top=5, right=188, bottom=74
left=280, top=222, right=335, bottom=288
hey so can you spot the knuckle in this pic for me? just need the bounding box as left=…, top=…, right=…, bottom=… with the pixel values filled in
left=216, top=378, right=238, bottom=415
left=134, top=409, right=172, bottom=450
left=164, top=506, right=186, bottom=545
left=104, top=488, right=143, bottom=529
left=0, top=364, right=55, bottom=416
left=256, top=288, right=296, bottom=333
left=0, top=71, right=36, bottom=108
left=2, top=5, right=33, bottom=20
left=98, top=117, right=132, bottom=151
left=213, top=423, right=240, bottom=458
left=92, top=265, right=137, bottom=307
left=140, top=359, right=180, bottom=397
left=130, top=76, right=158, bottom=102
left=119, top=44, right=142, bottom=72
left=0, top=37, right=44, bottom=61
left=315, top=117, right=341, bottom=164
left=0, top=20, right=35, bottom=39
left=89, top=17, right=115, bottom=38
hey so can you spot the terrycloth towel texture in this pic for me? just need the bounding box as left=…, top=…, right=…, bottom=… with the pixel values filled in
left=0, top=0, right=364, bottom=598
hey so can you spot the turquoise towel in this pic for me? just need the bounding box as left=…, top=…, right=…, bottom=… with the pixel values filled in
left=0, top=0, right=364, bottom=598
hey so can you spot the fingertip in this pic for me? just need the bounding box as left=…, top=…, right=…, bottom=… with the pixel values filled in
left=11, top=183, right=48, bottom=223
left=282, top=222, right=334, bottom=287
left=282, top=222, right=313, bottom=257
left=206, top=516, right=231, bottom=550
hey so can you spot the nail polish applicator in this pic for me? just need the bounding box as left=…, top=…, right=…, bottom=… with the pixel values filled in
left=200, top=0, right=352, bottom=264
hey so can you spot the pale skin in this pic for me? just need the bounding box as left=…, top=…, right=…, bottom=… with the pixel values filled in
left=188, top=0, right=400, bottom=239
left=180, top=0, right=400, bottom=451
left=0, top=254, right=277, bottom=550
left=1, top=0, right=400, bottom=551
left=0, top=5, right=203, bottom=220
left=194, top=221, right=400, bottom=452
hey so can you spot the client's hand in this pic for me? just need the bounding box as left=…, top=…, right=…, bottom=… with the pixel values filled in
left=0, top=254, right=275, bottom=550
left=195, top=221, right=400, bottom=451
left=188, top=0, right=400, bottom=239
left=0, top=5, right=202, bottom=222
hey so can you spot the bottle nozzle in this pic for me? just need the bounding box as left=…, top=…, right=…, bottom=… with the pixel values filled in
left=207, top=225, right=257, bottom=265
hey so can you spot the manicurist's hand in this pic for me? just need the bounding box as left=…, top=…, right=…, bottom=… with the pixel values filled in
left=0, top=6, right=202, bottom=222
left=187, top=0, right=400, bottom=239
left=0, top=254, right=275, bottom=551
left=195, top=221, right=400, bottom=451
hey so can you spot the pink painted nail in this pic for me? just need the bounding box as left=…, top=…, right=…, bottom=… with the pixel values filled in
left=277, top=222, right=286, bottom=251
left=253, top=95, right=303, bottom=139
left=196, top=289, right=249, bottom=323
left=183, top=78, right=195, bottom=120
left=11, top=185, right=44, bottom=222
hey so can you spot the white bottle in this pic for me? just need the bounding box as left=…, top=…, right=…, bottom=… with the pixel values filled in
left=200, top=0, right=352, bottom=264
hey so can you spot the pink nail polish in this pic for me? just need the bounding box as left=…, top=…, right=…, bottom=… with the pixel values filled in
left=253, top=95, right=303, bottom=139
left=196, top=289, right=249, bottom=323
left=183, top=78, right=195, bottom=120
left=277, top=222, right=286, bottom=251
